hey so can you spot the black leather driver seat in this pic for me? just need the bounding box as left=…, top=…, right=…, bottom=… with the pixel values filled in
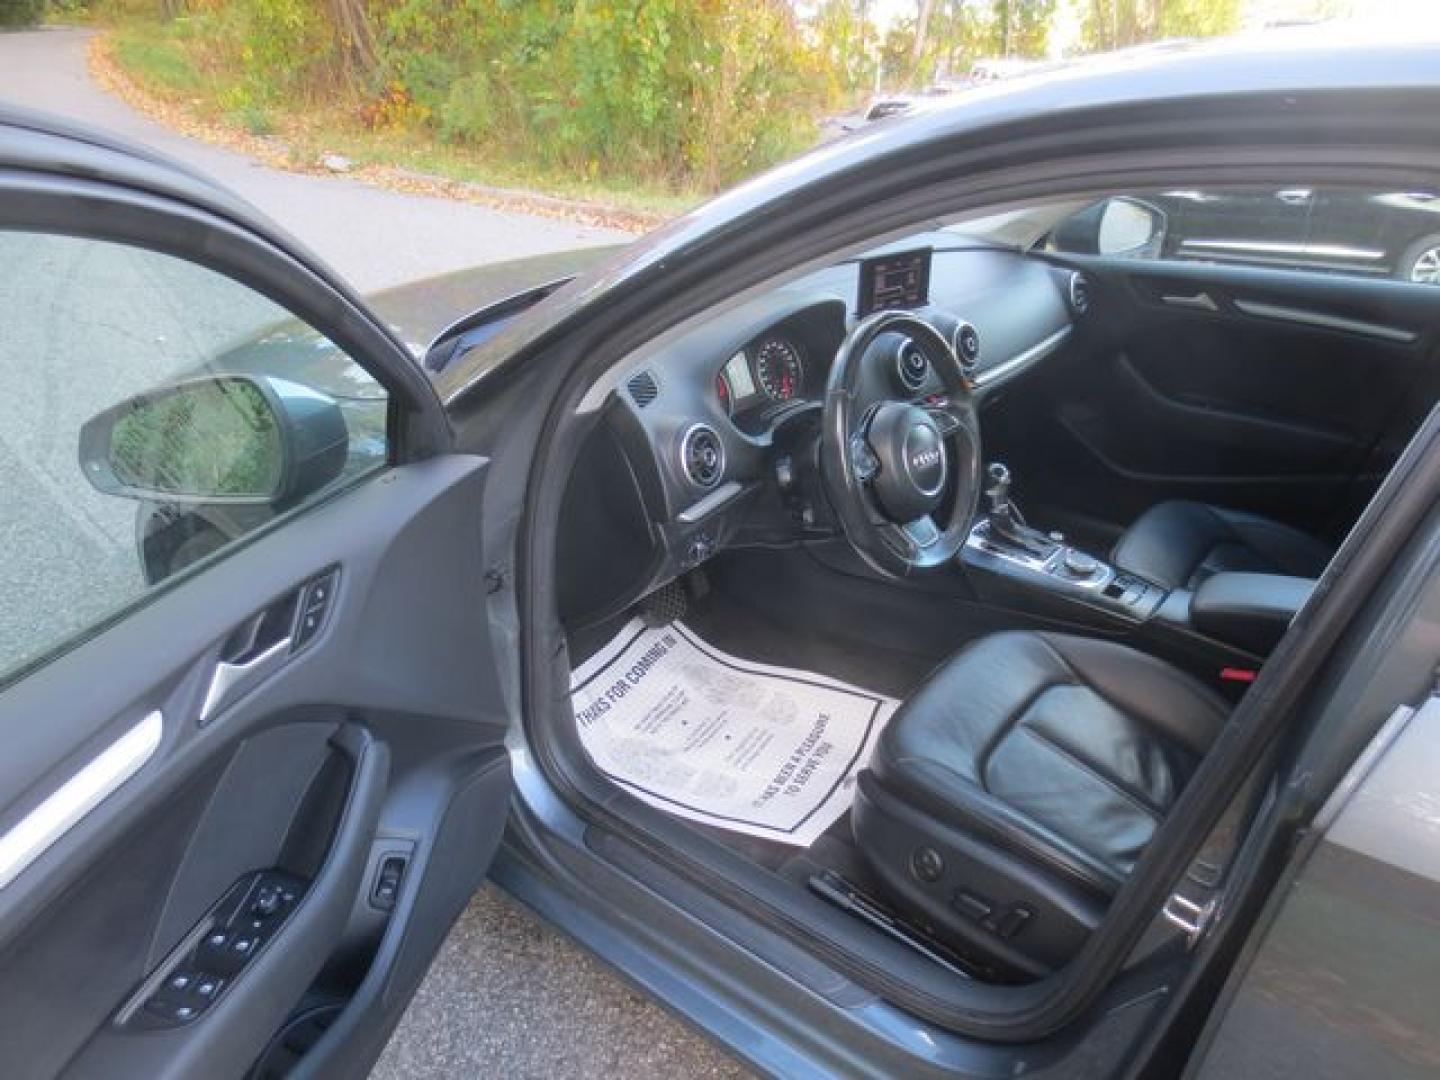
left=1112, top=500, right=1334, bottom=592
left=853, top=631, right=1228, bottom=977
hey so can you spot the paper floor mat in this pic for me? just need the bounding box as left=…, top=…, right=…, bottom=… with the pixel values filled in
left=569, top=620, right=897, bottom=847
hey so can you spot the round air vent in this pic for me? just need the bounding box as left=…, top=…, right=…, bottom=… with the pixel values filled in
left=1068, top=272, right=1092, bottom=317
left=952, top=321, right=981, bottom=372
left=680, top=424, right=725, bottom=488
left=895, top=339, right=930, bottom=391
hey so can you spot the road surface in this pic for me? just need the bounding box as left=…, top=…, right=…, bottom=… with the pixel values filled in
left=0, top=25, right=750, bottom=1080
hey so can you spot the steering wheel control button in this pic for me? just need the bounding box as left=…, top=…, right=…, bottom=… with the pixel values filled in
left=850, top=436, right=879, bottom=481
left=910, top=846, right=944, bottom=883
left=925, top=405, right=961, bottom=435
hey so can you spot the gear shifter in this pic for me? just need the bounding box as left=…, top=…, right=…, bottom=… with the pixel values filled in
left=985, top=462, right=1015, bottom=525
left=982, top=462, right=1055, bottom=558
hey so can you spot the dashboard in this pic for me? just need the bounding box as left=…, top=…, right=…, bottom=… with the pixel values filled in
left=556, top=234, right=1084, bottom=627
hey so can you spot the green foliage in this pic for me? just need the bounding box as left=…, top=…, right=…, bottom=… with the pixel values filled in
left=372, top=0, right=822, bottom=189
left=998, top=0, right=1058, bottom=59
left=0, top=0, right=46, bottom=28
left=889, top=0, right=1058, bottom=87
left=811, top=0, right=877, bottom=98
left=1080, top=0, right=1241, bottom=52
left=97, top=0, right=1253, bottom=200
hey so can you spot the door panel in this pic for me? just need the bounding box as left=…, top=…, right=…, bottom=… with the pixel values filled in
left=986, top=259, right=1440, bottom=545
left=0, top=457, right=511, bottom=1079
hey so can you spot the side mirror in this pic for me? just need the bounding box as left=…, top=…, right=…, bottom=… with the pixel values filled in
left=79, top=374, right=349, bottom=505
left=1050, top=196, right=1167, bottom=258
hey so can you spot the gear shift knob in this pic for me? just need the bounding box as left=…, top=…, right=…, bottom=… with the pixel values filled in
left=985, top=461, right=1011, bottom=513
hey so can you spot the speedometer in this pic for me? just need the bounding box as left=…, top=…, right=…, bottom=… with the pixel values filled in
left=753, top=339, right=804, bottom=402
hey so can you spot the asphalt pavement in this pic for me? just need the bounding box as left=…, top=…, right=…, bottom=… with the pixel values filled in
left=0, top=25, right=751, bottom=1080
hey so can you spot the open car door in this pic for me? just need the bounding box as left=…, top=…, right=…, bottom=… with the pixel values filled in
left=0, top=113, right=513, bottom=1079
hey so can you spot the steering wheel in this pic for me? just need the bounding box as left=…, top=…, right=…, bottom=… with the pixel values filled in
left=820, top=311, right=981, bottom=577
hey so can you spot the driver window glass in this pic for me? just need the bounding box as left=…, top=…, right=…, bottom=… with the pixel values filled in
left=1047, top=187, right=1440, bottom=285
left=0, top=229, right=389, bottom=687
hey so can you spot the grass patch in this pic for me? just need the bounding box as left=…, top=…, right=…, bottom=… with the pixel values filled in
left=303, top=127, right=703, bottom=219
left=110, top=22, right=204, bottom=98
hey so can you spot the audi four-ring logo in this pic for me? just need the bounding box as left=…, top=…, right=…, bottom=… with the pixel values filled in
left=910, top=449, right=943, bottom=470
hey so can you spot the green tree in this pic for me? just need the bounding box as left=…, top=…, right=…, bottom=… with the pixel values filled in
left=0, top=0, right=45, bottom=27
left=995, top=0, right=1056, bottom=57
left=906, top=0, right=1054, bottom=84
left=810, top=0, right=878, bottom=97
left=1081, top=0, right=1241, bottom=52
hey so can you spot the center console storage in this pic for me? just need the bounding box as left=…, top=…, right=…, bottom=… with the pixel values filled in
left=1182, top=571, right=1315, bottom=655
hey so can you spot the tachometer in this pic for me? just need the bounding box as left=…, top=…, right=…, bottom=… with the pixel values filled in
left=753, top=339, right=803, bottom=402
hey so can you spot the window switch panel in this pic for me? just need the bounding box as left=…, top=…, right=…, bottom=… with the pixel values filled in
left=124, top=868, right=307, bottom=1031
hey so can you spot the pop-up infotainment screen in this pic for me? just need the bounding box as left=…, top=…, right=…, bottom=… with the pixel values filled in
left=857, top=247, right=931, bottom=316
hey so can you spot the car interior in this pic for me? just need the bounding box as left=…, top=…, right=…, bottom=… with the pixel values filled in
left=547, top=192, right=1440, bottom=986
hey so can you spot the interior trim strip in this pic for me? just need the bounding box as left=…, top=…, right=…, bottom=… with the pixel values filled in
left=973, top=325, right=1072, bottom=389
left=677, top=479, right=743, bottom=523
left=1233, top=299, right=1418, bottom=343
left=0, top=710, right=163, bottom=890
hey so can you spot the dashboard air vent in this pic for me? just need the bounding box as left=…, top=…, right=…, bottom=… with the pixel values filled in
left=952, top=321, right=981, bottom=372
left=895, top=339, right=930, bottom=391
left=680, top=425, right=725, bottom=488
left=627, top=370, right=659, bottom=408
left=1068, top=272, right=1092, bottom=317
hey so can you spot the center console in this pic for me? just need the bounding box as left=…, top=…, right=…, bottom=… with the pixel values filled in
left=962, top=463, right=1164, bottom=624
left=958, top=462, right=1312, bottom=687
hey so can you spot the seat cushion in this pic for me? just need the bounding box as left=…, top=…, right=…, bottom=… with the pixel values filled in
left=1112, top=500, right=1334, bottom=592
left=869, top=631, right=1229, bottom=897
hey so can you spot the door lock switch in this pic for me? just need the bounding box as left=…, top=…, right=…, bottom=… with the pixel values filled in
left=293, top=568, right=338, bottom=651
left=371, top=855, right=406, bottom=912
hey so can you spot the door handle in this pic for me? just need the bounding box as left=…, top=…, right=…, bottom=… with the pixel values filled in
left=1160, top=291, right=1218, bottom=312
left=201, top=637, right=292, bottom=723
left=200, top=598, right=300, bottom=723
left=1276, top=188, right=1312, bottom=205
